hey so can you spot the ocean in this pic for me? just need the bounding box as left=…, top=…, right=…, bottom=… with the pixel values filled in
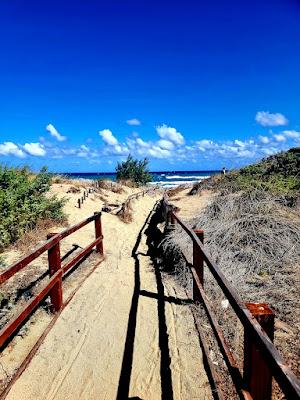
left=63, top=170, right=219, bottom=188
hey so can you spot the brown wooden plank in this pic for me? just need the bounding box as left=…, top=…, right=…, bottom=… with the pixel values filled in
left=0, top=213, right=100, bottom=284
left=244, top=303, right=274, bottom=400
left=0, top=270, right=62, bottom=348
left=0, top=254, right=104, bottom=400
left=166, top=204, right=300, bottom=399
left=192, top=267, right=252, bottom=400
left=94, top=212, right=104, bottom=254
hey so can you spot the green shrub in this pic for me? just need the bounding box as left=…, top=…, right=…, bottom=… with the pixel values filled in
left=226, top=149, right=299, bottom=194
left=190, top=148, right=300, bottom=201
left=0, top=166, right=65, bottom=250
left=116, top=154, right=152, bottom=186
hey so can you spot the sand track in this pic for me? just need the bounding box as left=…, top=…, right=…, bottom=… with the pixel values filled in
left=5, top=195, right=212, bottom=400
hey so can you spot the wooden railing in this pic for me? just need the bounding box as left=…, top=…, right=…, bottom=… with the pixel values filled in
left=77, top=181, right=99, bottom=208
left=117, top=188, right=155, bottom=213
left=162, top=194, right=300, bottom=400
left=0, top=212, right=104, bottom=349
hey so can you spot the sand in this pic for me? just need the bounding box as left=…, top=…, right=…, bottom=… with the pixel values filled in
left=169, top=189, right=214, bottom=219
left=2, top=183, right=212, bottom=400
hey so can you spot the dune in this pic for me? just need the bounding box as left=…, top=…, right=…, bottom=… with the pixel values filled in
left=1, top=181, right=212, bottom=400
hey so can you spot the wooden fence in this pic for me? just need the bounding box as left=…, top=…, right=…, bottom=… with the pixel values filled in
left=162, top=194, right=300, bottom=400
left=0, top=212, right=104, bottom=349
left=116, top=188, right=156, bottom=216
left=77, top=182, right=98, bottom=208
left=76, top=181, right=160, bottom=209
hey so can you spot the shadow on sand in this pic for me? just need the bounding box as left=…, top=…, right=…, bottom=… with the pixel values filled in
left=116, top=202, right=193, bottom=400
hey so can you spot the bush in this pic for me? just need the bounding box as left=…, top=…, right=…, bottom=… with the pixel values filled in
left=190, top=148, right=300, bottom=198
left=116, top=154, right=152, bottom=186
left=0, top=166, right=66, bottom=250
left=97, top=179, right=124, bottom=193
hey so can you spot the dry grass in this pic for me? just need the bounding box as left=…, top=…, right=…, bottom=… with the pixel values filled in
left=160, top=190, right=300, bottom=389
left=167, top=184, right=187, bottom=198
left=51, top=174, right=70, bottom=184
left=51, top=176, right=92, bottom=189
left=117, top=199, right=133, bottom=223
left=98, top=180, right=124, bottom=193
left=66, top=186, right=81, bottom=194
left=117, top=179, right=137, bottom=188
left=9, top=219, right=68, bottom=254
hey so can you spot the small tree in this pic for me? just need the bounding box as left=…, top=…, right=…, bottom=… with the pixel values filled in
left=116, top=154, right=152, bottom=185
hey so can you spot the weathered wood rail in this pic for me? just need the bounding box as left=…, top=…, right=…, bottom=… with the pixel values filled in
left=116, top=187, right=158, bottom=217
left=0, top=212, right=104, bottom=349
left=162, top=194, right=300, bottom=400
left=77, top=181, right=98, bottom=208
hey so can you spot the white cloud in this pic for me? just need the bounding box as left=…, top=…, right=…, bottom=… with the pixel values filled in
left=0, top=142, right=26, bottom=158
left=259, top=135, right=270, bottom=144
left=23, top=142, right=46, bottom=156
left=113, top=144, right=129, bottom=154
left=136, top=138, right=150, bottom=148
left=148, top=146, right=171, bottom=158
left=80, top=144, right=89, bottom=152
left=156, top=124, right=185, bottom=145
left=282, top=130, right=300, bottom=139
left=99, top=129, right=119, bottom=146
left=255, top=111, right=288, bottom=127
left=157, top=139, right=175, bottom=150
left=262, top=147, right=278, bottom=156
left=77, top=145, right=89, bottom=157
left=196, top=139, right=216, bottom=151
left=126, top=118, right=141, bottom=126
left=234, top=139, right=246, bottom=147
left=46, top=124, right=67, bottom=141
left=273, top=134, right=286, bottom=142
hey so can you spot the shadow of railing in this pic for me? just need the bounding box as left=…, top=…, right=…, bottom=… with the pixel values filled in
left=117, top=203, right=193, bottom=400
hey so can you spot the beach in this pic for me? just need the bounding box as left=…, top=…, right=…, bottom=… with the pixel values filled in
left=62, top=170, right=218, bottom=188
left=0, top=180, right=212, bottom=399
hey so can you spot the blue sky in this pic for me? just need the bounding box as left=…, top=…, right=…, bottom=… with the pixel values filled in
left=0, top=0, right=300, bottom=172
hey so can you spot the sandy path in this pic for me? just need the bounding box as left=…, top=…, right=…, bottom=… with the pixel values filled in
left=5, top=195, right=212, bottom=400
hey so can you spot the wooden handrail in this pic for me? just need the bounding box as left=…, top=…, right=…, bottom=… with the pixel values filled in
left=0, top=213, right=101, bottom=284
left=0, top=270, right=62, bottom=348
left=0, top=212, right=103, bottom=350
left=162, top=194, right=300, bottom=400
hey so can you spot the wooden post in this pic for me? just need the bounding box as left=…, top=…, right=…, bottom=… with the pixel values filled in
left=86, top=190, right=88, bottom=198
left=83, top=191, right=86, bottom=200
left=78, top=198, right=81, bottom=208
left=47, top=233, right=63, bottom=313
left=193, top=230, right=204, bottom=301
left=170, top=212, right=176, bottom=226
left=244, top=303, right=275, bottom=400
left=94, top=212, right=104, bottom=254
left=81, top=196, right=84, bottom=204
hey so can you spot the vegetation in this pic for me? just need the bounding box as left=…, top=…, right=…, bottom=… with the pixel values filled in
left=0, top=166, right=65, bottom=250
left=116, top=154, right=152, bottom=186
left=190, top=147, right=300, bottom=198
left=162, top=148, right=300, bottom=384
left=97, top=179, right=124, bottom=193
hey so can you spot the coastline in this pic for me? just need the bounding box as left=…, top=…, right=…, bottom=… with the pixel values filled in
left=55, top=170, right=218, bottom=188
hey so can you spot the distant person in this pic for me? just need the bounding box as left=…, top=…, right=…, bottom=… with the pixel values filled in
left=222, top=167, right=226, bottom=175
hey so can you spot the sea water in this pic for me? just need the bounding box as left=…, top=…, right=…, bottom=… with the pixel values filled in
left=63, top=170, right=219, bottom=188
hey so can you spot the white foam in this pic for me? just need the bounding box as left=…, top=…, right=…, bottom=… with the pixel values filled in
left=149, top=180, right=199, bottom=188
left=165, top=175, right=210, bottom=180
